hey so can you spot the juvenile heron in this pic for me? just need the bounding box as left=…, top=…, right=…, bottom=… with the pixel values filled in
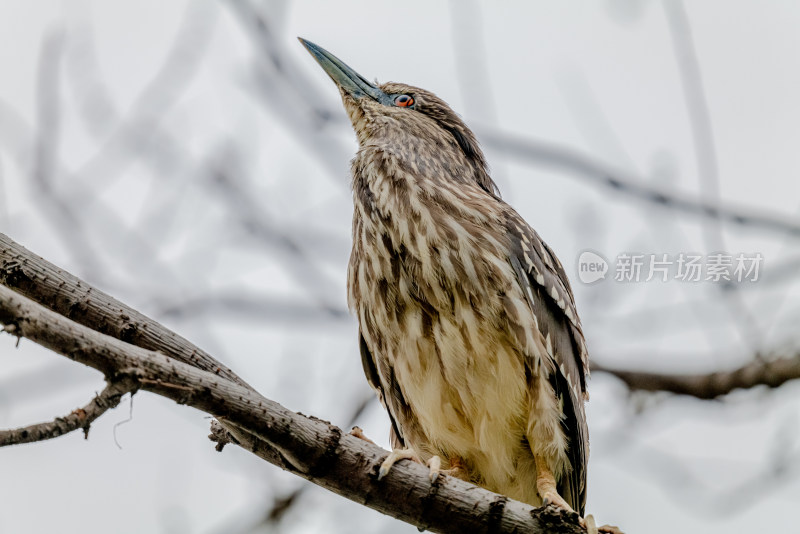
left=300, top=38, right=589, bottom=516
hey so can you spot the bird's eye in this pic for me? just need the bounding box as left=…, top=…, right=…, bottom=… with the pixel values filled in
left=394, top=95, right=414, bottom=108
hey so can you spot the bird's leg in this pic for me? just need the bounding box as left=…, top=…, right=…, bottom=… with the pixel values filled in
left=534, top=456, right=575, bottom=513
left=349, top=426, right=376, bottom=445
left=378, top=448, right=420, bottom=480
left=535, top=456, right=589, bottom=529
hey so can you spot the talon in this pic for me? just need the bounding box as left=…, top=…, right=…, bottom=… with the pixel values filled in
left=378, top=448, right=418, bottom=480
left=427, top=455, right=442, bottom=482
left=541, top=490, right=574, bottom=513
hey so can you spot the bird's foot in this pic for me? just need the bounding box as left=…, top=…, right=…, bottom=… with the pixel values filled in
left=535, top=455, right=584, bottom=527
left=541, top=492, right=587, bottom=531
left=378, top=448, right=420, bottom=480
left=542, top=497, right=588, bottom=531
left=541, top=490, right=575, bottom=514
left=378, top=449, right=467, bottom=484
left=427, top=455, right=468, bottom=483
left=349, top=426, right=376, bottom=445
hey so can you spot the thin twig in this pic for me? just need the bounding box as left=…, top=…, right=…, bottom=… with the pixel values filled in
left=0, top=377, right=137, bottom=446
left=662, top=0, right=723, bottom=251
left=662, top=0, right=763, bottom=351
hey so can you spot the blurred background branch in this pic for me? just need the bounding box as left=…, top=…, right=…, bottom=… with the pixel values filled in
left=593, top=350, right=800, bottom=399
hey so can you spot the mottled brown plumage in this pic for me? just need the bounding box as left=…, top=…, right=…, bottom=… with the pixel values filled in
left=300, top=39, right=589, bottom=515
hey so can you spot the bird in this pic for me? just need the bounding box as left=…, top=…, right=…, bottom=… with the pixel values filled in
left=299, top=38, right=590, bottom=517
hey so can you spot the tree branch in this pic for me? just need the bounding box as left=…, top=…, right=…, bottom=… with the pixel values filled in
left=479, top=130, right=800, bottom=239
left=0, top=377, right=137, bottom=446
left=593, top=354, right=800, bottom=399
left=0, top=232, right=294, bottom=486
left=0, top=242, right=587, bottom=533
left=0, top=232, right=252, bottom=390
left=662, top=0, right=724, bottom=252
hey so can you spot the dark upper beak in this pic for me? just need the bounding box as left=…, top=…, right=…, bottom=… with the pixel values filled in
left=298, top=38, right=391, bottom=105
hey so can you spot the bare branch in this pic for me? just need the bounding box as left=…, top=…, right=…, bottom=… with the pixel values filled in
left=0, top=282, right=586, bottom=534
left=0, top=231, right=299, bottom=497
left=479, top=130, right=800, bottom=238
left=154, top=293, right=348, bottom=324
left=72, top=0, right=217, bottom=185
left=661, top=0, right=765, bottom=351
left=0, top=231, right=592, bottom=531
left=593, top=354, right=800, bottom=399
left=222, top=11, right=800, bottom=243
left=205, top=155, right=344, bottom=307
left=227, top=0, right=355, bottom=179
left=662, top=0, right=723, bottom=251
left=0, top=378, right=136, bottom=446
left=0, top=232, right=252, bottom=390
left=225, top=6, right=800, bottom=245
left=222, top=7, right=800, bottom=246
left=32, top=29, right=109, bottom=282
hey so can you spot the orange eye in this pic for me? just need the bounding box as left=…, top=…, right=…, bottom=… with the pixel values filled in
left=394, top=94, right=414, bottom=107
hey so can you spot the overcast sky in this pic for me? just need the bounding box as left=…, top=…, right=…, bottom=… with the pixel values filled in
left=1, top=1, right=800, bottom=533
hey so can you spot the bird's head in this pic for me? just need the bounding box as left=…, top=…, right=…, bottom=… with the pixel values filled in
left=299, top=38, right=497, bottom=196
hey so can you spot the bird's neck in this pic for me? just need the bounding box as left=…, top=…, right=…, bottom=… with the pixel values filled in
left=350, top=142, right=494, bottom=235
left=348, top=144, right=508, bottom=305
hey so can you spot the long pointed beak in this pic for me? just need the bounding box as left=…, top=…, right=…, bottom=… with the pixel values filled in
left=298, top=38, right=390, bottom=105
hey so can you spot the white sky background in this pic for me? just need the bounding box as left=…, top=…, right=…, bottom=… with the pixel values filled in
left=1, top=1, right=800, bottom=533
